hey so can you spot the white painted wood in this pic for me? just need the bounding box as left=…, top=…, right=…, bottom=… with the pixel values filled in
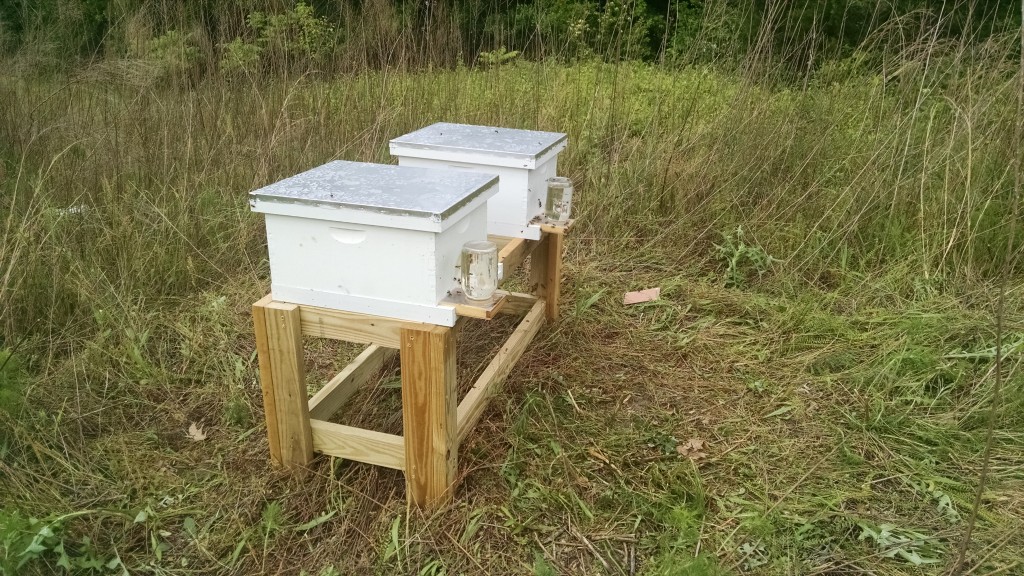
left=390, top=123, right=567, bottom=240
left=250, top=161, right=498, bottom=230
left=251, top=161, right=498, bottom=325
left=272, top=284, right=458, bottom=326
left=389, top=122, right=567, bottom=169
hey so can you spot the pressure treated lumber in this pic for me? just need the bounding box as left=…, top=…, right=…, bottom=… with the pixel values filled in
left=252, top=295, right=281, bottom=465
left=308, top=345, right=396, bottom=420
left=497, top=236, right=538, bottom=280
left=298, top=303, right=416, bottom=347
left=309, top=420, right=405, bottom=470
left=400, top=325, right=458, bottom=508
left=440, top=290, right=509, bottom=320
left=263, top=301, right=314, bottom=468
left=539, top=219, right=575, bottom=235
left=500, top=292, right=539, bottom=316
left=530, top=233, right=565, bottom=321
left=545, top=233, right=564, bottom=321
left=457, top=300, right=546, bottom=443
left=529, top=235, right=550, bottom=298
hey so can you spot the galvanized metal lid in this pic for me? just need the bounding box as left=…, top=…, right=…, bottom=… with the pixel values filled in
left=389, top=123, right=568, bottom=169
left=249, top=160, right=498, bottom=230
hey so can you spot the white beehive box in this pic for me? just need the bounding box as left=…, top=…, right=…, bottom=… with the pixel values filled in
left=250, top=160, right=499, bottom=326
left=389, top=123, right=568, bottom=240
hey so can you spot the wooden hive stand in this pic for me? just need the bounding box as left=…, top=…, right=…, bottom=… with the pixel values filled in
left=252, top=222, right=572, bottom=508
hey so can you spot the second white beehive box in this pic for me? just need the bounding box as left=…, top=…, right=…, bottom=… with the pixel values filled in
left=249, top=160, right=499, bottom=326
left=389, top=123, right=568, bottom=240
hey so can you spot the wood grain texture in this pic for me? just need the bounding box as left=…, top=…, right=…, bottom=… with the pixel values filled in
left=489, top=235, right=514, bottom=252
left=252, top=295, right=281, bottom=465
left=400, top=325, right=458, bottom=508
left=298, top=303, right=414, bottom=347
left=498, top=292, right=539, bottom=316
left=529, top=234, right=550, bottom=299
left=308, top=345, right=396, bottom=420
left=440, top=290, right=509, bottom=320
left=457, top=299, right=545, bottom=443
left=264, top=301, right=314, bottom=469
left=539, top=219, right=576, bottom=235
left=309, top=419, right=405, bottom=470
left=545, top=232, right=564, bottom=321
left=497, top=236, right=538, bottom=282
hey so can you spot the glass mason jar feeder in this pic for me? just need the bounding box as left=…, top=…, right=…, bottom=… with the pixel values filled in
left=544, top=177, right=574, bottom=225
left=460, top=240, right=499, bottom=301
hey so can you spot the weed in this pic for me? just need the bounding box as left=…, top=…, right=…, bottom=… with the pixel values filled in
left=477, top=47, right=520, bottom=67
left=857, top=522, right=942, bottom=566
left=715, top=226, right=777, bottom=288
left=0, top=509, right=127, bottom=574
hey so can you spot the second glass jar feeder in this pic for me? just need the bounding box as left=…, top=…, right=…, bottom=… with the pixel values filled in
left=544, top=176, right=574, bottom=225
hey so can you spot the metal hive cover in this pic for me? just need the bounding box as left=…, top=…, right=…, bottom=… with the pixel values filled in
left=390, top=122, right=568, bottom=161
left=249, top=160, right=498, bottom=222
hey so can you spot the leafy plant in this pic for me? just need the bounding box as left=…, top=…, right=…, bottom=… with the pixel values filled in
left=714, top=226, right=777, bottom=287
left=220, top=37, right=262, bottom=74
left=221, top=2, right=335, bottom=73
left=477, top=47, right=520, bottom=67
left=417, top=558, right=446, bottom=576
left=145, top=30, right=200, bottom=80
left=261, top=501, right=285, bottom=552
left=382, top=514, right=404, bottom=569
left=0, top=509, right=125, bottom=574
left=737, top=541, right=769, bottom=570
left=857, top=521, right=942, bottom=566
left=573, top=288, right=606, bottom=316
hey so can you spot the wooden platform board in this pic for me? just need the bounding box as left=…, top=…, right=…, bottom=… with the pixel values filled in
left=440, top=290, right=508, bottom=320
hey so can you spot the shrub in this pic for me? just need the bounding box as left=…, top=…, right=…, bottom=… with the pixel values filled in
left=221, top=2, right=336, bottom=73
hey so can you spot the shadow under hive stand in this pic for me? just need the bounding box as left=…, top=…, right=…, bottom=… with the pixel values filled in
left=250, top=161, right=572, bottom=509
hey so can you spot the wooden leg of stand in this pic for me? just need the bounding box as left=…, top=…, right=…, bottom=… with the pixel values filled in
left=400, top=325, right=458, bottom=508
left=530, top=233, right=563, bottom=322
left=545, top=233, right=564, bottom=322
left=255, top=298, right=314, bottom=469
left=530, top=235, right=550, bottom=300
left=253, top=296, right=281, bottom=465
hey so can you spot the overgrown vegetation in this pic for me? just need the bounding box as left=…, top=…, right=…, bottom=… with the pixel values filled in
left=1, top=0, right=1022, bottom=574
left=2, top=0, right=1021, bottom=73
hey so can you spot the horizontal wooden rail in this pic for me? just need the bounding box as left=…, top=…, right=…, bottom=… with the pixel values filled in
left=298, top=302, right=421, bottom=347
left=497, top=237, right=539, bottom=282
left=500, top=292, right=539, bottom=316
left=308, top=345, right=397, bottom=420
left=309, top=419, right=405, bottom=470
left=457, top=299, right=546, bottom=443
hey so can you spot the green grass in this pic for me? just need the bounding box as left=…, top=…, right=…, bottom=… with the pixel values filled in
left=1, top=32, right=1022, bottom=575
